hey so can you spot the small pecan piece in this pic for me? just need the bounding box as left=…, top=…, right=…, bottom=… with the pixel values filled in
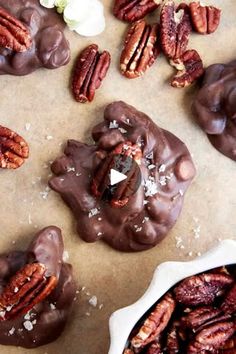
left=181, top=306, right=221, bottom=330
left=146, top=338, right=162, bottom=354
left=170, top=49, right=204, bottom=88
left=91, top=141, right=142, bottom=208
left=120, top=20, right=160, bottom=79
left=0, top=125, right=29, bottom=169
left=113, top=0, right=161, bottom=23
left=160, top=1, right=192, bottom=59
left=188, top=321, right=235, bottom=353
left=174, top=272, right=234, bottom=306
left=131, top=293, right=175, bottom=349
left=166, top=321, right=181, bottom=354
left=0, top=6, right=32, bottom=52
left=221, top=284, right=236, bottom=315
left=0, top=263, right=57, bottom=320
left=72, top=44, right=111, bottom=103
left=189, top=2, right=221, bottom=35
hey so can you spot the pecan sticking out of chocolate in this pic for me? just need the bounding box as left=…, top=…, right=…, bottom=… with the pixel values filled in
left=170, top=49, right=204, bottom=88
left=0, top=263, right=57, bottom=321
left=160, top=1, right=192, bottom=60
left=0, top=125, right=29, bottom=169
left=72, top=44, right=111, bottom=103
left=120, top=20, right=160, bottom=79
left=0, top=6, right=32, bottom=52
left=189, top=2, right=221, bottom=35
left=91, top=141, right=142, bottom=208
left=113, top=0, right=161, bottom=23
left=174, top=273, right=234, bottom=306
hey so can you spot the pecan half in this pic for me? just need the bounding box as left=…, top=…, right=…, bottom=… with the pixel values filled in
left=160, top=1, right=192, bottom=59
left=189, top=2, right=221, bottom=35
left=174, top=273, right=234, bottom=306
left=188, top=321, right=235, bottom=353
left=130, top=293, right=175, bottom=349
left=221, top=284, right=236, bottom=315
left=0, top=6, right=32, bottom=52
left=0, top=263, right=57, bottom=320
left=72, top=44, right=111, bottom=103
left=0, top=125, right=29, bottom=169
left=113, top=0, right=161, bottom=23
left=91, top=141, right=142, bottom=208
left=181, top=306, right=221, bottom=331
left=120, top=20, right=160, bottom=79
left=170, top=49, right=204, bottom=88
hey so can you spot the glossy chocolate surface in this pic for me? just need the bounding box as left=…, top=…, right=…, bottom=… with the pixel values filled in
left=49, top=101, right=196, bottom=252
left=192, top=61, right=236, bottom=161
left=0, top=0, right=70, bottom=75
left=0, top=226, right=76, bottom=348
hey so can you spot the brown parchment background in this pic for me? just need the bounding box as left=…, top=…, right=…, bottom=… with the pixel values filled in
left=0, top=1, right=236, bottom=353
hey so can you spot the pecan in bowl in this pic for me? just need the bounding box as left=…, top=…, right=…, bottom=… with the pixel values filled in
left=108, top=239, right=236, bottom=354
left=0, top=226, right=76, bottom=348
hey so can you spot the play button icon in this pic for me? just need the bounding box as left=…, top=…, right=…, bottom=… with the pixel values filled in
left=110, top=169, right=127, bottom=186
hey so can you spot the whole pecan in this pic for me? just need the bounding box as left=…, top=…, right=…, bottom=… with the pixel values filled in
left=181, top=306, right=221, bottom=331
left=72, top=44, right=111, bottom=103
left=174, top=272, right=234, bottom=306
left=0, top=6, right=32, bottom=52
left=131, top=293, right=175, bottom=349
left=91, top=141, right=142, bottom=208
left=221, top=284, right=236, bottom=315
left=0, top=125, right=29, bottom=169
left=120, top=20, right=160, bottom=79
left=0, top=263, right=57, bottom=320
left=189, top=2, right=221, bottom=35
left=170, top=49, right=204, bottom=88
left=160, top=1, right=192, bottom=59
left=113, top=0, right=161, bottom=23
left=188, top=321, right=235, bottom=353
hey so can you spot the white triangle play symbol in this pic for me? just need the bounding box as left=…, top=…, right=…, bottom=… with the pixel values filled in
left=110, top=169, right=127, bottom=186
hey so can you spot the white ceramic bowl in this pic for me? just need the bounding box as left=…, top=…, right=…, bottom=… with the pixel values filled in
left=108, top=239, right=236, bottom=354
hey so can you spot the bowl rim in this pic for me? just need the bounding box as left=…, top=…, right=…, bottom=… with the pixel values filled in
left=108, top=239, right=236, bottom=354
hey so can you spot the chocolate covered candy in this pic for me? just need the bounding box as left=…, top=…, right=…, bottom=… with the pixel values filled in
left=0, top=0, right=70, bottom=76
left=49, top=101, right=196, bottom=252
left=0, top=226, right=76, bottom=348
left=192, top=60, right=236, bottom=161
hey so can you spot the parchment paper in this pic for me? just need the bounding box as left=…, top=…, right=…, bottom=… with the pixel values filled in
left=0, top=1, right=235, bottom=353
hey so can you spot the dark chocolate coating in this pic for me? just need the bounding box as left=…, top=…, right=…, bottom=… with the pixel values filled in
left=0, top=0, right=70, bottom=75
left=0, top=226, right=76, bottom=348
left=49, top=101, right=196, bottom=252
left=192, top=61, right=236, bottom=161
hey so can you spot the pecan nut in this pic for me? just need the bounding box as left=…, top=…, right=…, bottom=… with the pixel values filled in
left=0, top=125, right=29, bottom=169
left=189, top=2, right=221, bottom=35
left=0, top=263, right=57, bottom=320
left=181, top=306, right=221, bottom=331
left=160, top=1, right=192, bottom=59
left=221, top=284, right=236, bottom=315
left=166, top=321, right=181, bottom=353
left=113, top=0, right=161, bottom=23
left=188, top=321, right=235, bottom=353
left=220, top=335, right=236, bottom=351
left=0, top=6, right=32, bottom=52
left=174, top=272, right=234, bottom=306
left=120, top=20, right=160, bottom=79
left=130, top=293, right=175, bottom=349
left=91, top=141, right=142, bottom=208
left=72, top=44, right=111, bottom=103
left=146, top=339, right=162, bottom=354
left=170, top=49, right=204, bottom=88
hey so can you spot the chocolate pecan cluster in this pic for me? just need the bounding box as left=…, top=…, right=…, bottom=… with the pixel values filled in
left=117, top=0, right=221, bottom=87
left=124, top=265, right=236, bottom=353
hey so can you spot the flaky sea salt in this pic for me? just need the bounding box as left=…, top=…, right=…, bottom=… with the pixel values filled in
left=8, top=327, right=15, bottom=335
left=109, top=120, right=119, bottom=129
left=144, top=177, right=158, bottom=197
left=89, top=296, right=98, bottom=307
left=25, top=123, right=31, bottom=131
left=63, top=250, right=69, bottom=262
left=88, top=208, right=100, bottom=218
left=23, top=320, right=33, bottom=331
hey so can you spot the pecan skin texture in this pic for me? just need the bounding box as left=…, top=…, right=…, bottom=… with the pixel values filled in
left=221, top=284, right=236, bottom=315
left=0, top=263, right=57, bottom=320
left=174, top=272, right=234, bottom=306
left=181, top=306, right=221, bottom=331
left=120, top=20, right=160, bottom=79
left=146, top=339, right=162, bottom=354
left=113, top=0, right=160, bottom=23
left=131, top=293, right=175, bottom=349
left=91, top=141, right=142, bottom=208
left=0, top=125, right=29, bottom=169
left=170, top=49, right=204, bottom=88
left=0, top=6, right=32, bottom=52
left=188, top=321, right=235, bottom=353
left=160, top=1, right=192, bottom=59
left=72, top=44, right=111, bottom=103
left=189, top=2, right=221, bottom=35
left=166, top=321, right=181, bottom=354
